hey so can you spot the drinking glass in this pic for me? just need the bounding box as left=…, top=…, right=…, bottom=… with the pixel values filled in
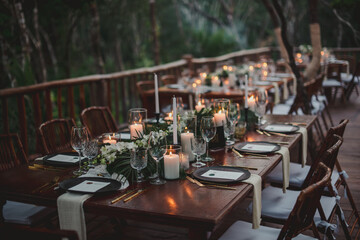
left=200, top=116, right=216, bottom=162
left=228, top=103, right=241, bottom=124
left=83, top=139, right=99, bottom=169
left=130, top=148, right=148, bottom=183
left=255, top=89, right=268, bottom=127
left=223, top=117, right=236, bottom=145
left=148, top=133, right=167, bottom=185
left=71, top=126, right=89, bottom=176
left=190, top=137, right=206, bottom=167
left=128, top=108, right=147, bottom=140
left=176, top=97, right=185, bottom=115
left=235, top=120, right=247, bottom=140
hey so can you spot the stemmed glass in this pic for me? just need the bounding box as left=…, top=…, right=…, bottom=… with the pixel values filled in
left=148, top=133, right=167, bottom=185
left=190, top=137, right=206, bottom=167
left=130, top=148, right=148, bottom=183
left=224, top=103, right=241, bottom=145
left=200, top=116, right=216, bottom=162
left=255, top=89, right=268, bottom=127
left=71, top=126, right=89, bottom=176
left=83, top=139, right=99, bottom=169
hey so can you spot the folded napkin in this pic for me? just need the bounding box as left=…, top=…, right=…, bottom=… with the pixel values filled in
left=276, top=146, right=290, bottom=193
left=282, top=79, right=289, bottom=100
left=243, top=174, right=262, bottom=229
left=296, top=127, right=308, bottom=167
left=272, top=82, right=280, bottom=105
left=57, top=193, right=92, bottom=240
left=57, top=170, right=128, bottom=240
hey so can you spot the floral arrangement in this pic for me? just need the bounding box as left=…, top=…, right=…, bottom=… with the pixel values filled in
left=299, top=44, right=313, bottom=54
left=97, top=130, right=168, bottom=182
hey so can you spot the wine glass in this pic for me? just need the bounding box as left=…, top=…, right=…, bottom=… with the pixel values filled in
left=228, top=103, right=241, bottom=124
left=148, top=133, right=167, bottom=185
left=200, top=116, right=216, bottom=162
left=83, top=139, right=99, bottom=169
left=71, top=126, right=89, bottom=176
left=223, top=117, right=236, bottom=145
left=255, top=89, right=268, bottom=127
left=130, top=148, right=148, bottom=183
left=190, top=137, right=206, bottom=167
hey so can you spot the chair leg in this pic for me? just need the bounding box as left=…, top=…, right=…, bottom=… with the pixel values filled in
left=323, top=101, right=334, bottom=127
left=342, top=178, right=360, bottom=235
left=335, top=204, right=352, bottom=240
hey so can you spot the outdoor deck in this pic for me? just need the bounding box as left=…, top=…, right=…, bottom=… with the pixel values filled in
left=84, top=94, right=360, bottom=240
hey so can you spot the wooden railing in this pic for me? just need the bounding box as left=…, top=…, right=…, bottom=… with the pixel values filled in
left=1, top=47, right=359, bottom=155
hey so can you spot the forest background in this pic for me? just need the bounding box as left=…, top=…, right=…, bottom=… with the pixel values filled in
left=0, top=0, right=359, bottom=90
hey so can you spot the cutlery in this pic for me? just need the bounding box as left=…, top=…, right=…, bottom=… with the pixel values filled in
left=268, top=132, right=292, bottom=137
left=32, top=176, right=59, bottom=193
left=231, top=148, right=244, bottom=158
left=256, top=129, right=263, bottom=135
left=40, top=176, right=60, bottom=193
left=28, top=165, right=62, bottom=172
left=222, top=165, right=258, bottom=171
left=284, top=122, right=307, bottom=126
left=111, top=189, right=138, bottom=204
left=123, top=189, right=147, bottom=203
left=186, top=176, right=236, bottom=190
left=267, top=141, right=289, bottom=145
left=262, top=131, right=272, bottom=137
left=33, top=164, right=66, bottom=170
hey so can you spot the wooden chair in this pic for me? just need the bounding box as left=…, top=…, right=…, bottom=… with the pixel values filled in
left=1, top=225, right=78, bottom=240
left=258, top=135, right=352, bottom=239
left=0, top=133, right=56, bottom=227
left=0, top=133, right=28, bottom=172
left=218, top=162, right=331, bottom=240
left=344, top=61, right=360, bottom=100
left=160, top=75, right=177, bottom=85
left=38, top=118, right=76, bottom=155
left=81, top=106, right=118, bottom=138
left=323, top=63, right=346, bottom=103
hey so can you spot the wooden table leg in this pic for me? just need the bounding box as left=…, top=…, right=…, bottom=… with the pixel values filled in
left=189, top=228, right=208, bottom=240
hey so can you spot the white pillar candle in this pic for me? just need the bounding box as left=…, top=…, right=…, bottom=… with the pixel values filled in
left=181, top=132, right=194, bottom=162
left=164, top=152, right=180, bottom=179
left=248, top=95, right=256, bottom=111
left=172, top=96, right=178, bottom=144
left=180, top=153, right=189, bottom=170
left=103, top=136, right=117, bottom=144
left=245, top=74, right=248, bottom=108
left=195, top=101, right=205, bottom=112
left=129, top=123, right=144, bottom=140
left=154, top=73, right=160, bottom=113
left=214, top=112, right=226, bottom=127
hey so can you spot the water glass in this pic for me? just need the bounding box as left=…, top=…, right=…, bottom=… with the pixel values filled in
left=255, top=89, right=268, bottom=127
left=130, top=148, right=148, bottom=183
left=128, top=108, right=147, bottom=140
left=71, top=126, right=89, bottom=176
left=190, top=137, right=206, bottom=167
left=148, top=133, right=167, bottom=185
left=200, top=116, right=216, bottom=162
left=224, top=118, right=236, bottom=145
left=83, top=139, right=99, bottom=169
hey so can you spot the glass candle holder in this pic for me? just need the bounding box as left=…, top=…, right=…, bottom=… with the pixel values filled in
left=179, top=115, right=196, bottom=162
left=213, top=98, right=230, bottom=127
left=128, top=108, right=147, bottom=140
left=163, top=145, right=181, bottom=180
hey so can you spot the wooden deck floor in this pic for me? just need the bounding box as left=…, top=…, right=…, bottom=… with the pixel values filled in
left=90, top=94, right=360, bottom=240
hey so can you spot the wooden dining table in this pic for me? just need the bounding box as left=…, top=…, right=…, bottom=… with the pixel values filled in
left=0, top=114, right=316, bottom=240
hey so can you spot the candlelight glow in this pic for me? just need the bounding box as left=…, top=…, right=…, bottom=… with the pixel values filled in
left=249, top=65, right=254, bottom=71
left=228, top=66, right=233, bottom=71
left=321, top=51, right=324, bottom=56
left=263, top=71, right=268, bottom=77
left=262, top=62, right=268, bottom=67
left=192, top=83, right=197, bottom=88
left=184, top=185, right=193, bottom=198
left=166, top=196, right=178, bottom=213
left=296, top=53, right=302, bottom=58
left=195, top=78, right=202, bottom=85
left=200, top=73, right=207, bottom=79
left=223, top=65, right=228, bottom=71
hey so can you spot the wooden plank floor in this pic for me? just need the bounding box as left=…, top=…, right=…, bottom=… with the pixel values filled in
left=90, top=94, right=360, bottom=240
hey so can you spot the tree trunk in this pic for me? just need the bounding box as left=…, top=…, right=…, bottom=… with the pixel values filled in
left=271, top=0, right=310, bottom=114
left=303, top=0, right=321, bottom=81
left=90, top=1, right=105, bottom=74
left=33, top=4, right=47, bottom=82
left=149, top=0, right=160, bottom=65
left=114, top=37, right=124, bottom=71
left=64, top=13, right=78, bottom=78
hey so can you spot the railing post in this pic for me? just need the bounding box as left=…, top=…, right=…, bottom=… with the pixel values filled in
left=182, top=54, right=194, bottom=76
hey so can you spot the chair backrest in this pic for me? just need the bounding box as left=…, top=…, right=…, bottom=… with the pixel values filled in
left=302, top=119, right=348, bottom=187
left=336, top=55, right=356, bottom=74
left=326, top=63, right=342, bottom=82
left=161, top=75, right=177, bottom=85
left=81, top=106, right=118, bottom=138
left=0, top=133, right=28, bottom=172
left=39, top=118, right=76, bottom=154
left=278, top=162, right=332, bottom=239
left=1, top=225, right=79, bottom=240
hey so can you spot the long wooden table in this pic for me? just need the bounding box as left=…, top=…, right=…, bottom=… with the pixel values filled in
left=0, top=114, right=316, bottom=239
